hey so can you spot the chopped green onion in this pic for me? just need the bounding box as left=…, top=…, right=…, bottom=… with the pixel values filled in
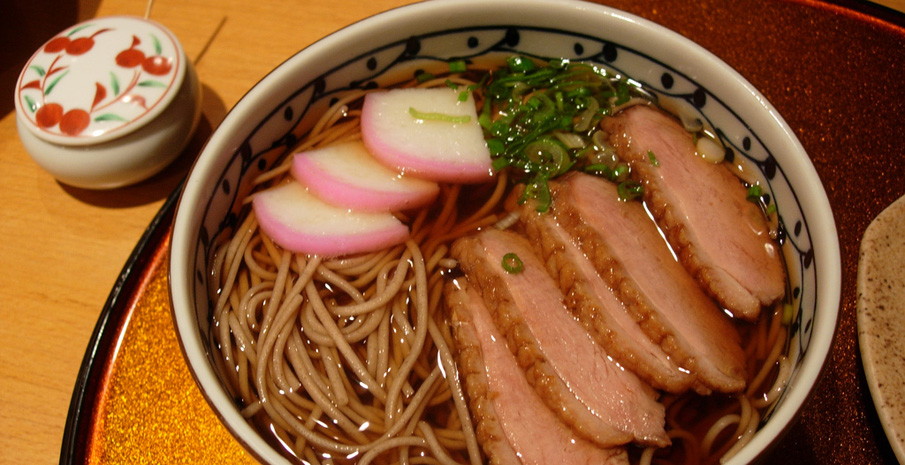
left=747, top=184, right=763, bottom=202
left=584, top=163, right=612, bottom=174
left=478, top=57, right=647, bottom=209
left=490, top=119, right=510, bottom=137
left=507, top=56, right=536, bottom=73
left=766, top=203, right=777, bottom=215
left=524, top=138, right=570, bottom=175
left=611, top=163, right=630, bottom=182
left=615, top=79, right=631, bottom=105
left=781, top=303, right=795, bottom=325
left=549, top=58, right=568, bottom=69
left=617, top=180, right=643, bottom=201
left=416, top=72, right=435, bottom=83
left=491, top=156, right=510, bottom=171
left=445, top=79, right=459, bottom=89
left=408, top=107, right=471, bottom=124
left=478, top=112, right=493, bottom=130
left=449, top=60, right=467, bottom=73
left=502, top=253, right=524, bottom=274
left=532, top=178, right=553, bottom=212
left=486, top=138, right=505, bottom=156
left=647, top=150, right=660, bottom=167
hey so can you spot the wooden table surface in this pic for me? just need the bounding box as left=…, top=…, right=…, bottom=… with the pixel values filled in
left=1, top=1, right=903, bottom=464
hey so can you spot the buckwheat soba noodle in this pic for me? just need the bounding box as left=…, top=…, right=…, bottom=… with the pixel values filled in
left=208, top=57, right=792, bottom=465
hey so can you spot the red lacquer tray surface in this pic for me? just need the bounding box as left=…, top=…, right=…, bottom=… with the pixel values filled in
left=60, top=0, right=905, bottom=463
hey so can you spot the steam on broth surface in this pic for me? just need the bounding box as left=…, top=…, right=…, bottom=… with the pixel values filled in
left=208, top=56, right=792, bottom=465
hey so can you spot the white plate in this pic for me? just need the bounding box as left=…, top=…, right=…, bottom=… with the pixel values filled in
left=858, top=193, right=905, bottom=464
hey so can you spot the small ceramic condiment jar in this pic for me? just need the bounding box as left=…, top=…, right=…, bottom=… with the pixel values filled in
left=14, top=16, right=201, bottom=189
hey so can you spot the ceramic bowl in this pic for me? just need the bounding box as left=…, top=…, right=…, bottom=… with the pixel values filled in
left=169, top=1, right=842, bottom=463
left=14, top=16, right=201, bottom=189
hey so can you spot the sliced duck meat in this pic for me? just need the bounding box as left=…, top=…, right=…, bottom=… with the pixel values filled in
left=446, top=281, right=630, bottom=465
left=550, top=172, right=747, bottom=393
left=517, top=201, right=695, bottom=394
left=602, top=105, right=785, bottom=320
left=451, top=228, right=669, bottom=448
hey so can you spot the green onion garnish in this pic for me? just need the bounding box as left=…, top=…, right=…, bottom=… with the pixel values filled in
left=502, top=253, right=524, bottom=274
left=486, top=138, right=505, bottom=156
left=746, top=184, right=763, bottom=201
left=583, top=163, right=611, bottom=173
left=611, top=163, right=630, bottom=182
left=617, top=180, right=643, bottom=201
left=449, top=60, right=467, bottom=73
left=615, top=80, right=631, bottom=105
left=782, top=303, right=795, bottom=326
left=478, top=56, right=646, bottom=209
left=506, top=56, right=536, bottom=73
left=408, top=107, right=471, bottom=124
left=647, top=150, right=659, bottom=167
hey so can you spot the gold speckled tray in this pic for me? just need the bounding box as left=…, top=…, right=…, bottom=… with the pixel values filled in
left=59, top=190, right=258, bottom=464
left=59, top=1, right=905, bottom=463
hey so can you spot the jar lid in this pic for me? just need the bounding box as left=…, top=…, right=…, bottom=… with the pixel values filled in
left=14, top=16, right=187, bottom=146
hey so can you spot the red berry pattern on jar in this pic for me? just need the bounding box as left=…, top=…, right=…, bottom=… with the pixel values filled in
left=35, top=102, right=64, bottom=128
left=18, top=20, right=178, bottom=138
left=59, top=109, right=91, bottom=135
left=116, top=35, right=146, bottom=68
left=142, top=55, right=172, bottom=76
left=43, top=36, right=71, bottom=53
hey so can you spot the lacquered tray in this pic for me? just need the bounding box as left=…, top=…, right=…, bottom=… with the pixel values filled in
left=58, top=189, right=256, bottom=464
left=60, top=0, right=905, bottom=464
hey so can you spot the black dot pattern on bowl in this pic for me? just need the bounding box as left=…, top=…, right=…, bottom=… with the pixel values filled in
left=574, top=42, right=584, bottom=55
left=468, top=36, right=479, bottom=48
left=602, top=42, right=617, bottom=62
left=692, top=87, right=707, bottom=108
left=283, top=106, right=293, bottom=121
left=793, top=319, right=805, bottom=356
left=238, top=140, right=253, bottom=167
left=504, top=28, right=519, bottom=46
left=367, top=57, right=378, bottom=71
left=313, top=78, right=326, bottom=94
left=405, top=37, right=421, bottom=56
left=661, top=73, right=674, bottom=89
left=743, top=136, right=752, bottom=151
left=200, top=225, right=210, bottom=250
left=724, top=146, right=735, bottom=164
left=763, top=155, right=777, bottom=179
left=776, top=223, right=787, bottom=244
left=225, top=212, right=238, bottom=231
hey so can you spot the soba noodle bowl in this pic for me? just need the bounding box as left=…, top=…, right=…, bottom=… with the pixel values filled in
left=208, top=57, right=792, bottom=465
